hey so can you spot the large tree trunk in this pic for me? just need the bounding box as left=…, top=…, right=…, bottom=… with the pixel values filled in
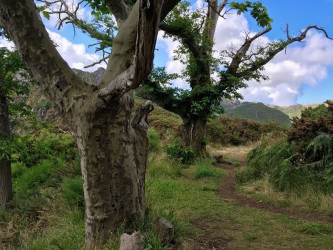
left=74, top=92, right=153, bottom=249
left=0, top=94, right=12, bottom=210
left=181, top=116, right=207, bottom=155
left=0, top=0, right=178, bottom=248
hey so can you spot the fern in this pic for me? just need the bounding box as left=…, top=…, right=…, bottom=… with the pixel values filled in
left=306, top=133, right=333, bottom=159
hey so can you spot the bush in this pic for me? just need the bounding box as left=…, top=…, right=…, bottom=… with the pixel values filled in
left=239, top=134, right=333, bottom=193
left=288, top=101, right=333, bottom=159
left=16, top=129, right=77, bottom=167
left=239, top=102, right=333, bottom=193
left=15, top=159, right=62, bottom=196
left=12, top=158, right=66, bottom=211
left=166, top=144, right=196, bottom=165
left=61, top=177, right=84, bottom=208
left=207, top=116, right=286, bottom=146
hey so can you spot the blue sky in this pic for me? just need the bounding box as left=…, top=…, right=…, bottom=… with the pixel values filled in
left=155, top=0, right=333, bottom=105
left=247, top=0, right=333, bottom=104
left=1, top=0, right=333, bottom=106
left=250, top=0, right=333, bottom=105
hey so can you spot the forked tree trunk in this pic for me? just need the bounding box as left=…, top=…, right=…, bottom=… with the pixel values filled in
left=0, top=94, right=12, bottom=210
left=181, top=116, right=207, bottom=155
left=0, top=0, right=177, bottom=248
left=74, top=92, right=153, bottom=249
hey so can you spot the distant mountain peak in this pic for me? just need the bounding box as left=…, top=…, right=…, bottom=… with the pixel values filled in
left=73, top=67, right=106, bottom=86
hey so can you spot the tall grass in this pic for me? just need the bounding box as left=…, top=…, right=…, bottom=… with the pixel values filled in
left=238, top=131, right=333, bottom=215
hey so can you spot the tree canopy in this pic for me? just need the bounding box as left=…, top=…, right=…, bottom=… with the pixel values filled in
left=138, top=0, right=332, bottom=154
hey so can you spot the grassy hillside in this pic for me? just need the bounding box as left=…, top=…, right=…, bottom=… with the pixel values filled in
left=225, top=102, right=291, bottom=127
left=270, top=104, right=319, bottom=118
left=135, top=98, right=182, bottom=142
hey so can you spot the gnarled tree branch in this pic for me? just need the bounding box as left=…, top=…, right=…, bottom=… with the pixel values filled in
left=160, top=22, right=202, bottom=59
left=0, top=0, right=91, bottom=119
left=104, top=0, right=131, bottom=26
left=227, top=26, right=272, bottom=75
left=38, top=0, right=114, bottom=48
left=132, top=100, right=154, bottom=131
left=161, top=0, right=181, bottom=21
left=99, top=0, right=165, bottom=102
left=246, top=25, right=333, bottom=74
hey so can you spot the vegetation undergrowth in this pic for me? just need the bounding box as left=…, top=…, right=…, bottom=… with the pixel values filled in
left=3, top=104, right=333, bottom=249
left=207, top=116, right=286, bottom=146
left=238, top=102, right=333, bottom=214
left=146, top=150, right=333, bottom=249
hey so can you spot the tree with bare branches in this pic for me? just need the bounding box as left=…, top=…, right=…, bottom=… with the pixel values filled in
left=0, top=0, right=179, bottom=248
left=141, top=0, right=332, bottom=155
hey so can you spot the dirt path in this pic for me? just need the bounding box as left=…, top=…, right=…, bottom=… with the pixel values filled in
left=218, top=163, right=333, bottom=225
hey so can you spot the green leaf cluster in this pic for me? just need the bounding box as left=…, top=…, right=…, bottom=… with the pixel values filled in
left=0, top=47, right=34, bottom=128
left=163, top=1, right=207, bottom=46
left=166, top=144, right=196, bottom=165
left=230, top=1, right=272, bottom=27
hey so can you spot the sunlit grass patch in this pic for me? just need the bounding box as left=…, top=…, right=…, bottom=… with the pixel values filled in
left=240, top=176, right=333, bottom=215
left=194, top=159, right=223, bottom=179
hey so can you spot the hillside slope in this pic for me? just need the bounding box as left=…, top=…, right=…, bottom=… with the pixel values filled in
left=270, top=104, right=319, bottom=118
left=225, top=102, right=291, bottom=127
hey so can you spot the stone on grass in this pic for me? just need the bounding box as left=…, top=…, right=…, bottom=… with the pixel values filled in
left=154, top=217, right=175, bottom=244
left=119, top=231, right=143, bottom=250
left=213, top=154, right=233, bottom=165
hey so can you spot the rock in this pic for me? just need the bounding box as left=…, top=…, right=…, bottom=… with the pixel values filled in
left=119, top=231, right=143, bottom=250
left=154, top=217, right=175, bottom=244
left=213, top=154, right=224, bottom=163
left=213, top=154, right=233, bottom=165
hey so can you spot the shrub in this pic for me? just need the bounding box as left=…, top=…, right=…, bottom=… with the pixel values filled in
left=16, top=129, right=77, bottom=167
left=288, top=101, right=333, bottom=159
left=12, top=158, right=65, bottom=211
left=240, top=134, right=333, bottom=193
left=61, top=177, right=84, bottom=208
left=239, top=102, right=333, bottom=193
left=207, top=116, right=286, bottom=146
left=15, top=159, right=62, bottom=196
left=166, top=144, right=196, bottom=165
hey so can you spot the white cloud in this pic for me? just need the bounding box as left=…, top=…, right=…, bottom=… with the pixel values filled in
left=47, top=29, right=106, bottom=71
left=240, top=30, right=333, bottom=105
left=158, top=2, right=333, bottom=105
left=156, top=31, right=187, bottom=88
left=0, top=38, right=15, bottom=50
left=0, top=27, right=105, bottom=73
left=214, top=13, right=250, bottom=52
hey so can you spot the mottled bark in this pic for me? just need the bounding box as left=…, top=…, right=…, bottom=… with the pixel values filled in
left=0, top=94, right=12, bottom=210
left=181, top=116, right=207, bottom=156
left=75, top=96, right=153, bottom=248
left=0, top=0, right=178, bottom=248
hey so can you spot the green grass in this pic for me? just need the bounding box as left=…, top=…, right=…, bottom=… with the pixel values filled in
left=3, top=142, right=333, bottom=249
left=194, top=159, right=222, bottom=179
left=146, top=152, right=333, bottom=249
